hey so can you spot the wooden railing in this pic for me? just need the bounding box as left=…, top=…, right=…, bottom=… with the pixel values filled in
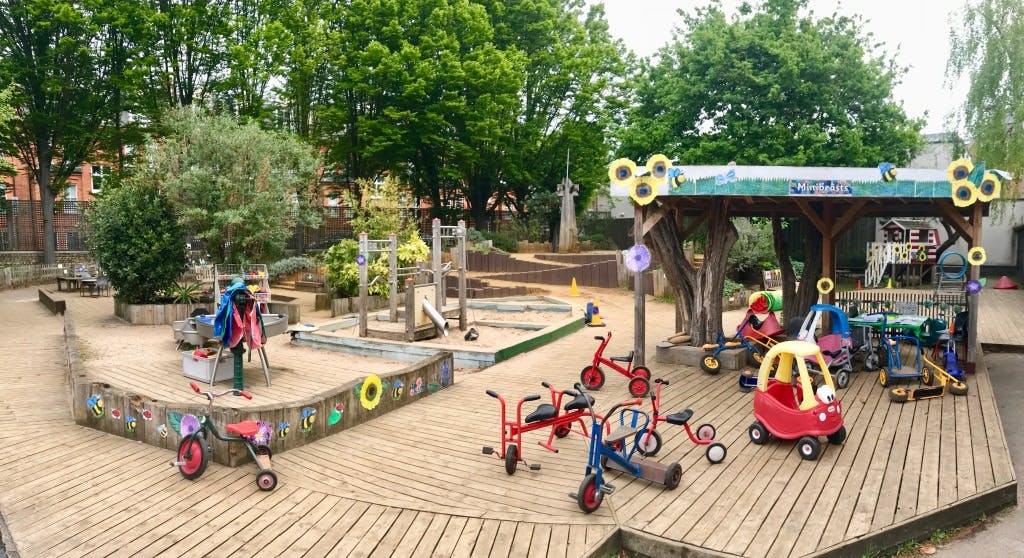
left=834, top=289, right=967, bottom=326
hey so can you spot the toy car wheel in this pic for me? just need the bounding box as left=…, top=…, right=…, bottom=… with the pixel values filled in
left=256, top=470, right=277, bottom=491
left=827, top=425, right=847, bottom=445
left=632, top=365, right=652, bottom=380
left=576, top=474, right=603, bottom=513
left=637, top=430, right=662, bottom=456
left=664, top=462, right=682, bottom=489
left=628, top=377, right=651, bottom=398
left=696, top=423, right=716, bottom=441
left=921, top=366, right=932, bottom=386
left=748, top=422, right=768, bottom=445
left=748, top=350, right=764, bottom=366
left=504, top=444, right=518, bottom=475
left=580, top=366, right=605, bottom=390
left=554, top=424, right=572, bottom=438
left=700, top=356, right=722, bottom=375
left=949, top=381, right=969, bottom=396
left=864, top=352, right=880, bottom=372
left=887, top=388, right=910, bottom=403
left=797, top=436, right=821, bottom=460
left=177, top=435, right=209, bottom=480
left=878, top=369, right=889, bottom=387
left=834, top=370, right=850, bottom=390
left=705, top=442, right=727, bottom=464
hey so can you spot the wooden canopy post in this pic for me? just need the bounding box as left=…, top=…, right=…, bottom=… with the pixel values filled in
left=634, top=204, right=646, bottom=367
left=965, top=203, right=984, bottom=372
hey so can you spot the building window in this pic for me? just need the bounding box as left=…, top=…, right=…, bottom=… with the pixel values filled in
left=91, top=165, right=111, bottom=193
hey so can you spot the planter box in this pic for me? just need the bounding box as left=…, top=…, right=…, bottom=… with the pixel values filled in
left=182, top=350, right=234, bottom=383
left=116, top=301, right=213, bottom=325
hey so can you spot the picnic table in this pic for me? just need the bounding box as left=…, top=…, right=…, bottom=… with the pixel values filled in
left=848, top=313, right=929, bottom=338
left=56, top=275, right=82, bottom=292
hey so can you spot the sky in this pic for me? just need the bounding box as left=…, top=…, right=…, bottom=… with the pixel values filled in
left=589, top=0, right=967, bottom=134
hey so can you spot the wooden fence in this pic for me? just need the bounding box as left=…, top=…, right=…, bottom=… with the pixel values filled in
left=834, top=289, right=968, bottom=326
left=0, top=264, right=62, bottom=290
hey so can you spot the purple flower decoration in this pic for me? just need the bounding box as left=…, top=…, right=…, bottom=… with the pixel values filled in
left=180, top=414, right=200, bottom=437
left=246, top=420, right=272, bottom=446
left=966, top=279, right=982, bottom=295
left=625, top=244, right=651, bottom=273
left=355, top=254, right=367, bottom=266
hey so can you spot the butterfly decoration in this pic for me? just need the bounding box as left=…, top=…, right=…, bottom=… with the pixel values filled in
left=624, top=244, right=651, bottom=273
left=714, top=167, right=737, bottom=185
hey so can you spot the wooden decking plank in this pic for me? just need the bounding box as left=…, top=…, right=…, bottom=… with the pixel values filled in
left=388, top=511, right=437, bottom=558
left=966, top=374, right=995, bottom=493
left=408, top=513, right=452, bottom=558
left=526, top=523, right=552, bottom=558
left=176, top=483, right=304, bottom=558
left=281, top=495, right=352, bottom=556
left=954, top=384, right=977, bottom=500
left=368, top=508, right=421, bottom=558
left=974, top=356, right=1016, bottom=485
left=487, top=520, right=519, bottom=558
left=309, top=503, right=387, bottom=558
left=508, top=522, right=535, bottom=557
left=251, top=491, right=340, bottom=557
left=869, top=387, right=915, bottom=531
left=546, top=523, right=570, bottom=558
left=343, top=505, right=403, bottom=558
left=916, top=397, right=943, bottom=514
left=565, top=524, right=590, bottom=558
left=894, top=391, right=933, bottom=522
left=938, top=391, right=959, bottom=507
left=301, top=500, right=372, bottom=558
left=449, top=517, right=484, bottom=558
left=468, top=518, right=501, bottom=558
left=428, top=515, right=469, bottom=558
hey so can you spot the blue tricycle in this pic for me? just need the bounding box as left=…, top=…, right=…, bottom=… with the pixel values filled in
left=569, top=383, right=682, bottom=513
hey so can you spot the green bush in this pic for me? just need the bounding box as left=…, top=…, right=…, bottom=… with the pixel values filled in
left=87, top=182, right=188, bottom=303
left=481, top=230, right=517, bottom=252
left=268, top=256, right=316, bottom=280
left=723, top=278, right=744, bottom=297
left=728, top=218, right=777, bottom=275
left=321, top=231, right=430, bottom=299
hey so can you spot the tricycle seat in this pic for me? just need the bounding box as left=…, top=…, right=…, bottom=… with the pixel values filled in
left=526, top=404, right=557, bottom=423
left=665, top=409, right=693, bottom=425
left=610, top=351, right=634, bottom=363
left=226, top=420, right=260, bottom=437
left=564, top=393, right=595, bottom=412
left=605, top=425, right=639, bottom=444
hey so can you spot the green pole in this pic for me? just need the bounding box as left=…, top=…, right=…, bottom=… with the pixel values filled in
left=232, top=344, right=245, bottom=392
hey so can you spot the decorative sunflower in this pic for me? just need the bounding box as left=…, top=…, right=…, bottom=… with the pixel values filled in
left=645, top=154, right=671, bottom=179
left=630, top=176, right=658, bottom=206
left=816, top=277, right=834, bottom=295
left=976, top=172, right=1001, bottom=202
left=947, top=158, right=973, bottom=182
left=608, top=158, right=637, bottom=187
left=951, top=180, right=977, bottom=207
left=967, top=247, right=987, bottom=266
left=360, top=374, right=383, bottom=410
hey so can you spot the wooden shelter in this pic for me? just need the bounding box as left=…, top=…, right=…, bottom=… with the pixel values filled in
left=613, top=164, right=990, bottom=371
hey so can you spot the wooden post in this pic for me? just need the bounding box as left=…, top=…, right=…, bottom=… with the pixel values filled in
left=634, top=205, right=645, bottom=366
left=358, top=231, right=368, bottom=337
left=405, top=277, right=415, bottom=342
left=457, top=220, right=467, bottom=331
left=822, top=201, right=836, bottom=305
left=389, top=233, right=398, bottom=322
left=966, top=203, right=983, bottom=372
left=432, top=218, right=442, bottom=309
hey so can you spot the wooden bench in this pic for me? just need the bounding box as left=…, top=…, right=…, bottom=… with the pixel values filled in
left=38, top=288, right=66, bottom=315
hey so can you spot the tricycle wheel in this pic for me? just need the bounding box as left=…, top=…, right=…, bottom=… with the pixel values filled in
left=887, top=387, right=910, bottom=403
left=797, top=436, right=821, bottom=460
left=504, top=444, right=518, bottom=475
left=827, top=425, right=847, bottom=445
left=705, top=442, right=727, bottom=464
left=177, top=435, right=208, bottom=480
left=696, top=423, right=716, bottom=441
left=631, top=365, right=652, bottom=380
left=864, top=352, right=880, bottom=372
left=921, top=365, right=932, bottom=385
left=637, top=430, right=662, bottom=456
left=576, top=474, right=603, bottom=513
left=949, top=381, right=969, bottom=396
left=878, top=368, right=889, bottom=387
left=256, top=470, right=277, bottom=491
left=700, top=356, right=722, bottom=375
left=554, top=424, right=571, bottom=438
left=748, top=422, right=768, bottom=445
left=628, top=376, right=650, bottom=398
left=580, top=366, right=605, bottom=390
left=748, top=350, right=764, bottom=366
left=834, top=370, right=850, bottom=390
left=664, top=462, right=682, bottom=490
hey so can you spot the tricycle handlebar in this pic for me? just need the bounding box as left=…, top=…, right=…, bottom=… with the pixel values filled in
left=655, top=378, right=668, bottom=385
left=541, top=381, right=551, bottom=388
left=594, top=336, right=604, bottom=341
left=486, top=389, right=499, bottom=398
left=523, top=394, right=541, bottom=402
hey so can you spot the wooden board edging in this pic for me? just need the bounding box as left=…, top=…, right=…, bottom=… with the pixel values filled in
left=493, top=317, right=585, bottom=363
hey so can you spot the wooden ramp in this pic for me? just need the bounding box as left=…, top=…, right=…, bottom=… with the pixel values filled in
left=0, top=287, right=1016, bottom=557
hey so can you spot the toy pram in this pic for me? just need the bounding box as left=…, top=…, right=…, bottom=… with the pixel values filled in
left=795, top=304, right=852, bottom=389
left=739, top=310, right=786, bottom=365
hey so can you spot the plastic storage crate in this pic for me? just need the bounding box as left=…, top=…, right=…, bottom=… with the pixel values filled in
left=182, top=350, right=234, bottom=383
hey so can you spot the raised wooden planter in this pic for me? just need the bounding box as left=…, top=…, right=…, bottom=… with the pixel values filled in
left=330, top=295, right=387, bottom=317
left=116, top=296, right=301, bottom=325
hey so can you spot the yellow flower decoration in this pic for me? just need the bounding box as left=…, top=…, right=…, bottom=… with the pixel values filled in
left=646, top=154, right=671, bottom=179
left=967, top=247, right=987, bottom=266
left=360, top=374, right=383, bottom=410
left=976, top=172, right=1001, bottom=202
left=816, top=277, right=834, bottom=295
left=630, top=176, right=658, bottom=206
left=947, top=158, right=973, bottom=182
left=608, top=158, right=637, bottom=187
left=951, top=180, right=977, bottom=207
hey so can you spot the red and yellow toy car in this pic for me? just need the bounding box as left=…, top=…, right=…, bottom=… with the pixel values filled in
left=747, top=340, right=846, bottom=460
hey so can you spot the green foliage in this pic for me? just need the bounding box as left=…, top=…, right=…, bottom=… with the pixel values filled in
left=268, top=256, right=316, bottom=280
left=792, top=260, right=805, bottom=277
left=481, top=230, right=518, bottom=253
left=87, top=182, right=188, bottom=304
left=321, top=231, right=429, bottom=298
left=728, top=218, right=777, bottom=274
left=723, top=278, right=743, bottom=297
left=618, top=0, right=923, bottom=167
left=139, top=107, right=322, bottom=264
left=395, top=231, right=430, bottom=265
left=167, top=282, right=204, bottom=304
left=345, top=177, right=419, bottom=241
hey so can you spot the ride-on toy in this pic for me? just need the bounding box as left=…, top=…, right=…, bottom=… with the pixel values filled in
left=887, top=354, right=968, bottom=402
left=171, top=382, right=277, bottom=490
left=747, top=341, right=846, bottom=460
left=701, top=310, right=782, bottom=374
left=482, top=382, right=597, bottom=474
left=796, top=304, right=853, bottom=389
left=635, top=378, right=727, bottom=464
left=580, top=331, right=651, bottom=397
left=569, top=384, right=682, bottom=513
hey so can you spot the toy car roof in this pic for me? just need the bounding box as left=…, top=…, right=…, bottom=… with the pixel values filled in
left=763, top=340, right=823, bottom=360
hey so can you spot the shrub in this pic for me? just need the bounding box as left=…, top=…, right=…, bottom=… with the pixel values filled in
left=268, top=256, right=316, bottom=280
left=87, top=182, right=188, bottom=303
left=321, top=231, right=430, bottom=299
left=728, top=218, right=777, bottom=274
left=723, top=278, right=744, bottom=297
left=481, top=230, right=517, bottom=252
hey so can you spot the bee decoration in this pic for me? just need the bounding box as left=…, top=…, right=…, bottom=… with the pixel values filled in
left=86, top=395, right=104, bottom=419
left=878, top=163, right=897, bottom=182
left=300, top=408, right=316, bottom=433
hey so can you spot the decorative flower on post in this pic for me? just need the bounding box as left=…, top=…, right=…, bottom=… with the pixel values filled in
left=356, top=254, right=367, bottom=266
left=966, top=280, right=982, bottom=295
left=624, top=244, right=651, bottom=273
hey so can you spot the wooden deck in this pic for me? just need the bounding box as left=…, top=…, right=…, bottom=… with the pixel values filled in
left=978, top=289, right=1024, bottom=348
left=0, top=287, right=1016, bottom=557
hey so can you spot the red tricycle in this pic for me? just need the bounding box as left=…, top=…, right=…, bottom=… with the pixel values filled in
left=636, top=378, right=727, bottom=464
left=580, top=331, right=651, bottom=397
left=482, top=382, right=599, bottom=474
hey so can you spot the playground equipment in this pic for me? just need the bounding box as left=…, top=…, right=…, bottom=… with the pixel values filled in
left=864, top=219, right=939, bottom=288
left=580, top=331, right=651, bottom=397
left=700, top=310, right=783, bottom=374
left=171, top=383, right=277, bottom=490
left=887, top=354, right=968, bottom=402
left=569, top=384, right=681, bottom=513
left=482, top=382, right=598, bottom=474
left=636, top=378, right=727, bottom=464
left=358, top=219, right=468, bottom=341
left=747, top=341, right=846, bottom=461
left=796, top=304, right=853, bottom=389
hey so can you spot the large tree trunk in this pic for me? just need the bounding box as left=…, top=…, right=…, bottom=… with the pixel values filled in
left=772, top=217, right=822, bottom=331
left=35, top=143, right=56, bottom=265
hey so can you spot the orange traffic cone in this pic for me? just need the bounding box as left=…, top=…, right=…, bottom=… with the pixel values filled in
left=855, top=278, right=862, bottom=290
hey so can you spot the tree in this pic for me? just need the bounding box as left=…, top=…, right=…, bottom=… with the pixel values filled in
left=947, top=0, right=1024, bottom=199
left=0, top=0, right=131, bottom=263
left=621, top=0, right=923, bottom=341
left=138, top=107, right=323, bottom=263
